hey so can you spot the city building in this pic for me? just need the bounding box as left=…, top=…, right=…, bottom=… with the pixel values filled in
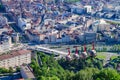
left=92, top=19, right=110, bottom=32
left=18, top=18, right=32, bottom=31
left=0, top=35, right=12, bottom=52
left=0, top=16, right=8, bottom=27
left=0, top=49, right=31, bottom=69
left=62, top=33, right=71, bottom=43
left=11, top=33, right=19, bottom=43
left=1, top=0, right=120, bottom=45
left=84, top=5, right=92, bottom=14
left=84, top=31, right=97, bottom=43
left=25, top=29, right=45, bottom=43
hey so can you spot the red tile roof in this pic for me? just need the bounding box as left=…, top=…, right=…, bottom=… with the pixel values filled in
left=0, top=50, right=31, bottom=61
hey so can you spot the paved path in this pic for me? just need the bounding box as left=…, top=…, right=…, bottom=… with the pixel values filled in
left=103, top=52, right=119, bottom=65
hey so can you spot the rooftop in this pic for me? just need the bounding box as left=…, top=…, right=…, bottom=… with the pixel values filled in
left=0, top=49, right=31, bottom=61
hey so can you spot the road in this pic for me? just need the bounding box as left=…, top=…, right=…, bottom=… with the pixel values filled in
left=0, top=72, right=21, bottom=80
left=103, top=52, right=119, bottom=66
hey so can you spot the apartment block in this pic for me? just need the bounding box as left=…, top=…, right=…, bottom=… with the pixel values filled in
left=0, top=49, right=31, bottom=69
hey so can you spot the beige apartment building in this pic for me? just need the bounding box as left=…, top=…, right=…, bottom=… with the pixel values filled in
left=0, top=49, right=31, bottom=69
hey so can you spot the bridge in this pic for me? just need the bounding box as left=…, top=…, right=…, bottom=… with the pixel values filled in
left=29, top=46, right=68, bottom=56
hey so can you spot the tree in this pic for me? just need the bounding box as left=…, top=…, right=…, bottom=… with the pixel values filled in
left=31, top=52, right=120, bottom=80
left=73, top=68, right=99, bottom=80
left=0, top=68, right=9, bottom=74
left=65, top=70, right=75, bottom=80
left=16, top=67, right=20, bottom=72
left=94, top=68, right=120, bottom=80
left=31, top=52, right=66, bottom=80
left=96, top=61, right=103, bottom=69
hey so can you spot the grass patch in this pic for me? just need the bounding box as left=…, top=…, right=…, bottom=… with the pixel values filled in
left=96, top=52, right=118, bottom=61
left=110, top=56, right=118, bottom=60
left=96, top=52, right=106, bottom=60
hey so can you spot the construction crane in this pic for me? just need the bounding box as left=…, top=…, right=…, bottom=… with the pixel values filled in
left=66, top=48, right=72, bottom=60
left=73, top=46, right=79, bottom=59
